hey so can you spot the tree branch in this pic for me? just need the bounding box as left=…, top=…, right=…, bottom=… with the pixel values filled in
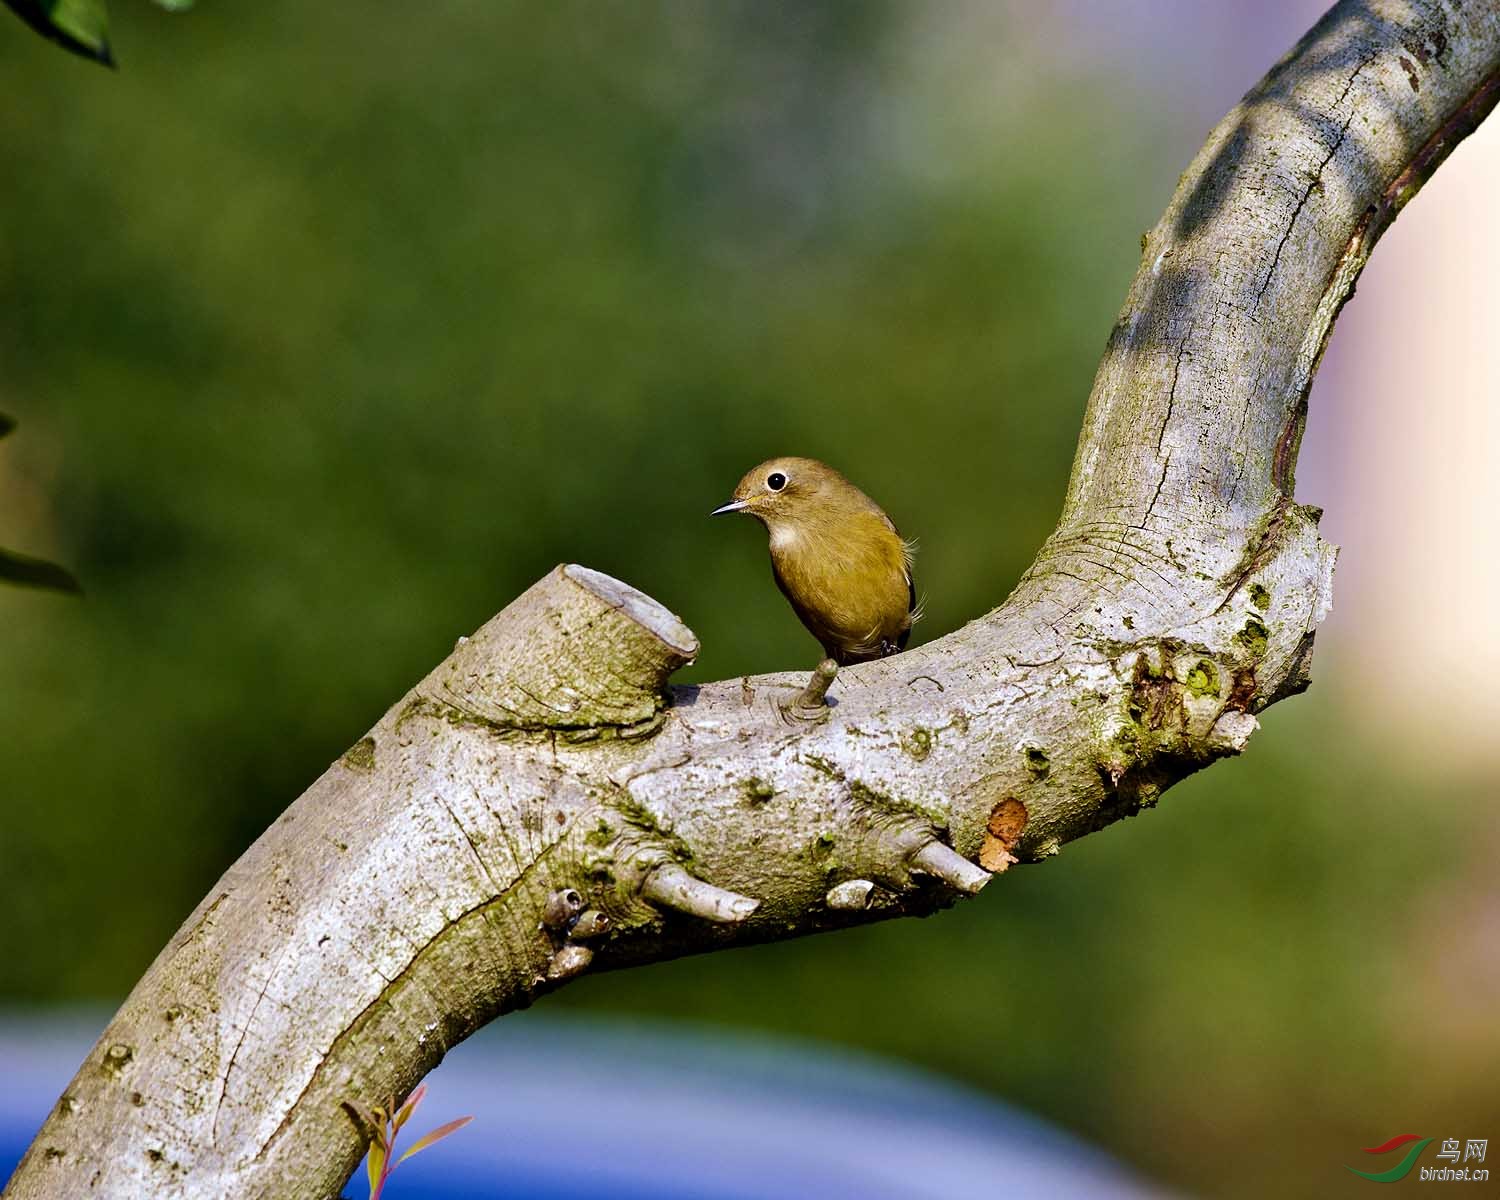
left=8, top=2, right=1499, bottom=1197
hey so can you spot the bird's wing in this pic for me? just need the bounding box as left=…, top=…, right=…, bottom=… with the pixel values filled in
left=877, top=513, right=918, bottom=603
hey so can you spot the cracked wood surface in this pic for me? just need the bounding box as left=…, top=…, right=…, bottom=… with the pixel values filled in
left=7, top=2, right=1499, bottom=1197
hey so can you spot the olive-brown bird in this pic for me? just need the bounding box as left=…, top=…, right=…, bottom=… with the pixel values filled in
left=712, top=456, right=916, bottom=666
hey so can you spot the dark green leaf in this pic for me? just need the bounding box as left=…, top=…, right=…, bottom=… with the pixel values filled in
left=3, top=0, right=113, bottom=66
left=0, top=546, right=82, bottom=594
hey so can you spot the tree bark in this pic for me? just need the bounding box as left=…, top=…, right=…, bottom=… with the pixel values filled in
left=8, top=2, right=1499, bottom=1196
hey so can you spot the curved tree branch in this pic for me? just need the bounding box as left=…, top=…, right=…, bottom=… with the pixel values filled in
left=8, top=3, right=1499, bottom=1197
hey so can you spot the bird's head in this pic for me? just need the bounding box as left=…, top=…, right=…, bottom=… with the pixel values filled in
left=711, top=457, right=847, bottom=529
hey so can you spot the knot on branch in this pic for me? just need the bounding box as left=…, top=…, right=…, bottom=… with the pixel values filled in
left=533, top=794, right=760, bottom=984
left=539, top=889, right=614, bottom=982
left=436, top=564, right=698, bottom=738
left=798, top=766, right=992, bottom=908
left=1092, top=640, right=1264, bottom=811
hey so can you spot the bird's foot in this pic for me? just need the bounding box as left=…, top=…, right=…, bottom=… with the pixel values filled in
left=780, top=658, right=838, bottom=723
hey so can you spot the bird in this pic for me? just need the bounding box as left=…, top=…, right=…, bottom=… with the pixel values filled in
left=712, top=456, right=917, bottom=666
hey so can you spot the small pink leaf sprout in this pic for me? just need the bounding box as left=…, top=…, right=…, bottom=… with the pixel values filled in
left=353, top=1083, right=473, bottom=1199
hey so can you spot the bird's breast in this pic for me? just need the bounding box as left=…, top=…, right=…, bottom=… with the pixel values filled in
left=767, top=514, right=911, bottom=657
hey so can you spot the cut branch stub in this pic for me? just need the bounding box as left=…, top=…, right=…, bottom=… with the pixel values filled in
left=908, top=841, right=992, bottom=895
left=640, top=863, right=761, bottom=923
left=438, top=564, right=697, bottom=735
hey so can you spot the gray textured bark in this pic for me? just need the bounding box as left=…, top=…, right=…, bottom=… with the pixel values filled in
left=9, top=2, right=1499, bottom=1196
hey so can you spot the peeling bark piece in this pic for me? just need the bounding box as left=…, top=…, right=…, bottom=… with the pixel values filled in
left=980, top=798, right=1029, bottom=872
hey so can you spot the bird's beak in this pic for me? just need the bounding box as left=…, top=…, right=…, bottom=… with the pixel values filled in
left=710, top=499, right=750, bottom=516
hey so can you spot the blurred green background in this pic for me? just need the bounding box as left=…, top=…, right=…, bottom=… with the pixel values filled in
left=2, top=3, right=1495, bottom=1198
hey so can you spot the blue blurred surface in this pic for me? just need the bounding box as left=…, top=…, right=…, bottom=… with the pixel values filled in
left=1, top=1011, right=1169, bottom=1199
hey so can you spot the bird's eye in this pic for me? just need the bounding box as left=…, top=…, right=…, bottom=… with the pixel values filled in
left=766, top=472, right=787, bottom=492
